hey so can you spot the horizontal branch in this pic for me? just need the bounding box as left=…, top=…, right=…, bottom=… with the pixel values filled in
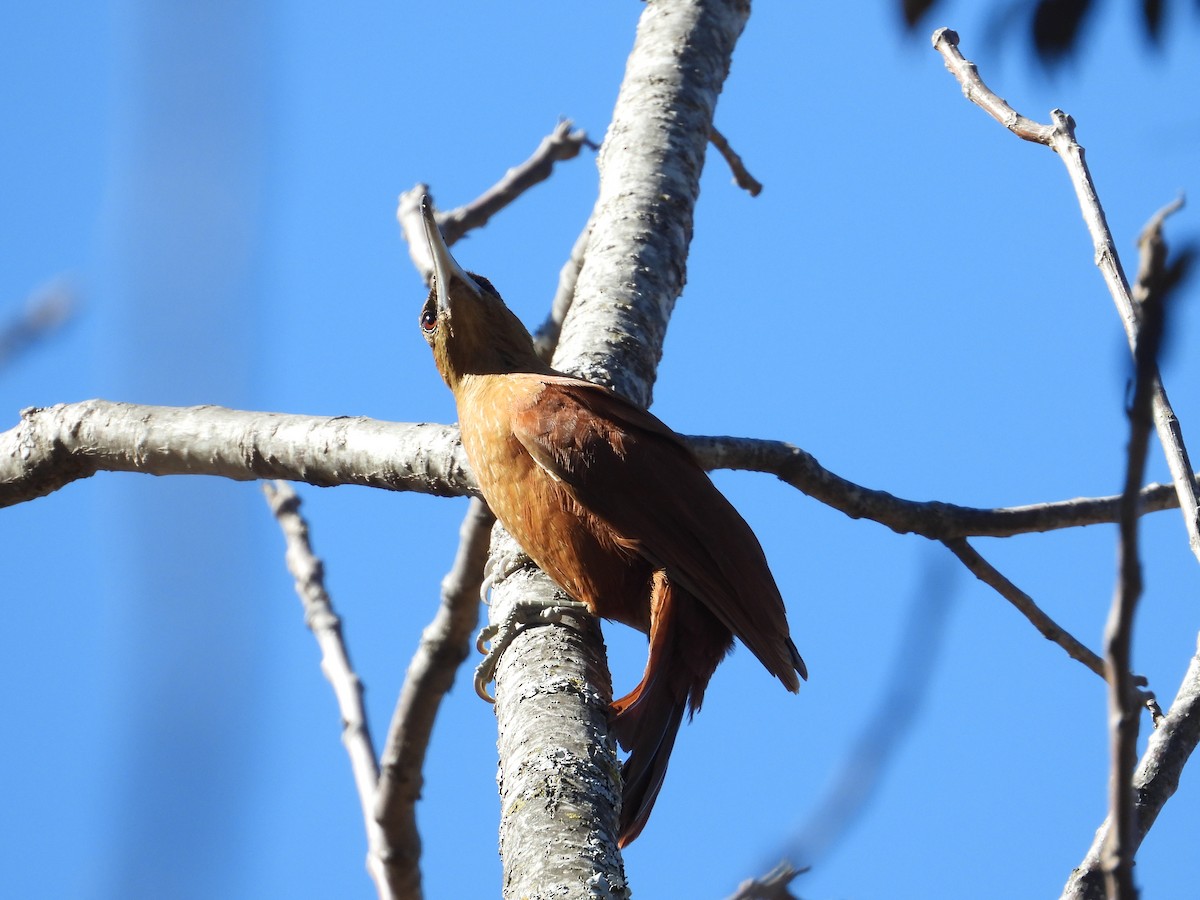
left=686, top=434, right=1193, bottom=539
left=0, top=400, right=475, bottom=507
left=4, top=401, right=1196, bottom=542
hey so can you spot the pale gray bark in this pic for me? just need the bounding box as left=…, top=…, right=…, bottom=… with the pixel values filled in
left=4, top=400, right=1195, bottom=536
left=489, top=528, right=626, bottom=900
left=553, top=0, right=750, bottom=407
left=0, top=400, right=474, bottom=507
left=485, top=1, right=751, bottom=894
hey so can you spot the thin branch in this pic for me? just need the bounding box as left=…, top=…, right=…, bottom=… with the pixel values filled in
left=396, top=120, right=592, bottom=283
left=261, top=481, right=392, bottom=900
left=374, top=497, right=495, bottom=900
left=685, top=433, right=1199, bottom=539
left=1131, top=198, right=1185, bottom=308
left=437, top=120, right=594, bottom=246
left=533, top=213, right=593, bottom=359
left=1101, top=199, right=1173, bottom=900
left=709, top=125, right=763, bottom=196
left=1062, top=637, right=1200, bottom=900
left=945, top=537, right=1107, bottom=679
left=932, top=27, right=1200, bottom=564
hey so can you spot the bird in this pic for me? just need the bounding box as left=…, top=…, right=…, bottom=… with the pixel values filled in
left=417, top=198, right=805, bottom=846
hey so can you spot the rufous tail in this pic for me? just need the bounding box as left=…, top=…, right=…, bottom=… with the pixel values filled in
left=609, top=573, right=732, bottom=847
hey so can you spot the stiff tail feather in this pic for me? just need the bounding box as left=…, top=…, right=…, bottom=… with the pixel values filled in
left=609, top=572, right=733, bottom=846
left=610, top=671, right=687, bottom=847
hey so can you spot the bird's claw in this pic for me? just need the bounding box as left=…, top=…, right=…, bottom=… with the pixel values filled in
left=479, top=547, right=534, bottom=605
left=473, top=598, right=592, bottom=703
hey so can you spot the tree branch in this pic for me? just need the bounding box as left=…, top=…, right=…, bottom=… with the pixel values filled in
left=945, top=537, right=1107, bottom=678
left=0, top=401, right=475, bottom=508
left=6, top=401, right=1199, bottom=543
left=553, top=0, right=750, bottom=407
left=709, top=125, right=763, bottom=196
left=373, top=497, right=495, bottom=900
left=1101, top=198, right=1174, bottom=900
left=487, top=527, right=626, bottom=900
left=261, top=482, right=392, bottom=900
left=932, top=27, right=1200, bottom=564
left=1062, top=638, right=1200, bottom=900
left=396, top=120, right=592, bottom=284
left=686, top=433, right=1199, bottom=539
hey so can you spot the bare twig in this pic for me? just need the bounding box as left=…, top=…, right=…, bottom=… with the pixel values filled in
left=1100, top=199, right=1174, bottom=900
left=932, top=27, right=1200, bottom=564
left=437, top=120, right=594, bottom=246
left=533, top=214, right=593, bottom=359
left=945, top=537, right=1108, bottom=679
left=709, top=126, right=763, bottom=196
left=374, top=498, right=495, bottom=900
left=1063, top=638, right=1200, bottom=900
left=261, top=481, right=391, bottom=899
left=1131, top=198, right=1186, bottom=308
left=396, top=120, right=592, bottom=283
left=685, top=433, right=1199, bottom=539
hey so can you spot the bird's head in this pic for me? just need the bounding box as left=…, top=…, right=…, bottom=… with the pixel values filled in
left=419, top=199, right=546, bottom=392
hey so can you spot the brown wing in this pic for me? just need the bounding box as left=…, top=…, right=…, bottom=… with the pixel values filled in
left=510, top=376, right=805, bottom=689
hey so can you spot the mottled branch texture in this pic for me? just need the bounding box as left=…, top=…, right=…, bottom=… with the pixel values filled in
left=5, top=401, right=1197, bottom=539
left=553, top=0, right=751, bottom=408
left=479, top=2, right=754, bottom=892
left=0, top=400, right=474, bottom=508
left=262, top=482, right=393, bottom=900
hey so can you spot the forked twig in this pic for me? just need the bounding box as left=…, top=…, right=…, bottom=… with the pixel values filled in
left=932, top=27, right=1200, bottom=564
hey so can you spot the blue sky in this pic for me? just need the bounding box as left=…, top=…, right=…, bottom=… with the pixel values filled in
left=3, top=2, right=1199, bottom=898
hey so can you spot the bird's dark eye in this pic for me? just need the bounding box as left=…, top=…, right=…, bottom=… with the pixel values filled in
left=420, top=307, right=438, bottom=334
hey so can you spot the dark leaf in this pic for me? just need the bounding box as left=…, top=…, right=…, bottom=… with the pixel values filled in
left=1032, top=0, right=1095, bottom=61
left=1142, top=0, right=1165, bottom=43
left=901, top=0, right=941, bottom=28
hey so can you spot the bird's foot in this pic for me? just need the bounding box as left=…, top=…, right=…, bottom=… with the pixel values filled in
left=473, top=598, right=592, bottom=702
left=479, top=546, right=534, bottom=605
